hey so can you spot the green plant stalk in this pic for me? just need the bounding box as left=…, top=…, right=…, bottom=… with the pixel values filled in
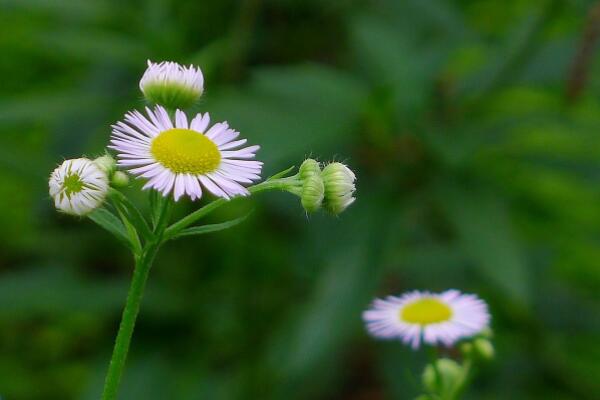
left=99, top=178, right=294, bottom=399
left=100, top=241, right=160, bottom=400
left=99, top=173, right=298, bottom=399
left=101, top=198, right=171, bottom=400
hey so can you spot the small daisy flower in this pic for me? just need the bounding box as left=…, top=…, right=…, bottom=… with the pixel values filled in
left=362, top=290, right=490, bottom=349
left=140, top=60, right=204, bottom=109
left=110, top=105, right=262, bottom=201
left=49, top=158, right=109, bottom=216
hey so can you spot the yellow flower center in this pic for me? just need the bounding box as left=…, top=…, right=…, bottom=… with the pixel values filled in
left=400, top=298, right=452, bottom=325
left=151, top=128, right=221, bottom=174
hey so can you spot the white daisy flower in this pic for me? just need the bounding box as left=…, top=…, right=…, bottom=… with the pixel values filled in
left=110, top=105, right=262, bottom=201
left=49, top=158, right=109, bottom=216
left=139, top=60, right=204, bottom=109
left=362, top=290, right=490, bottom=349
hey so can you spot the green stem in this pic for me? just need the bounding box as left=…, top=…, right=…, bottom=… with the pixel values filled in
left=100, top=242, right=159, bottom=400
left=101, top=196, right=171, bottom=400
left=452, top=357, right=473, bottom=399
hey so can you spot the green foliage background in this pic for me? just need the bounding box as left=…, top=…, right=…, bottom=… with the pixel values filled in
left=1, top=0, right=599, bottom=398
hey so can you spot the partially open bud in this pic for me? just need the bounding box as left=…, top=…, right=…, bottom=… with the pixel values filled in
left=299, top=159, right=324, bottom=212
left=321, top=162, right=356, bottom=215
left=140, top=60, right=204, bottom=110
left=49, top=158, right=109, bottom=216
left=422, top=358, right=463, bottom=396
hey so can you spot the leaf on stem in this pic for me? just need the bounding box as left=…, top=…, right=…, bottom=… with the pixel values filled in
left=171, top=213, right=251, bottom=239
left=88, top=208, right=131, bottom=248
left=109, top=189, right=153, bottom=241
left=267, top=165, right=296, bottom=180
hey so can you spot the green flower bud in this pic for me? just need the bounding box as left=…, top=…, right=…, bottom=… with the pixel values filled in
left=111, top=171, right=130, bottom=188
left=321, top=162, right=356, bottom=215
left=473, top=338, right=495, bottom=361
left=422, top=358, right=463, bottom=396
left=298, top=159, right=324, bottom=212
left=301, top=174, right=324, bottom=213
left=140, top=61, right=204, bottom=110
left=93, top=154, right=116, bottom=175
left=299, top=158, right=321, bottom=179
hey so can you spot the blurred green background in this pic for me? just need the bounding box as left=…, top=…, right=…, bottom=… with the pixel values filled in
left=1, top=0, right=600, bottom=399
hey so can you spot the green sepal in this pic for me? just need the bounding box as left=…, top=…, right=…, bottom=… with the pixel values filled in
left=170, top=213, right=251, bottom=239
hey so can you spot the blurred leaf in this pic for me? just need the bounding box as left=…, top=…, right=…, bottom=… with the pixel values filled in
left=209, top=64, right=367, bottom=168
left=0, top=267, right=182, bottom=317
left=436, top=182, right=531, bottom=305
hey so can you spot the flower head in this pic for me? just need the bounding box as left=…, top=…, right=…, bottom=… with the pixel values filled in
left=140, top=60, right=204, bottom=109
left=110, top=105, right=262, bottom=201
left=49, top=158, right=109, bottom=216
left=362, top=290, right=490, bottom=349
left=321, top=162, right=356, bottom=214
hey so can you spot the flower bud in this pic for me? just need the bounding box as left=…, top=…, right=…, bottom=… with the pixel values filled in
left=94, top=154, right=116, bottom=174
left=301, top=174, right=324, bottom=213
left=473, top=338, right=495, bottom=361
left=111, top=171, right=130, bottom=187
left=49, top=158, right=109, bottom=216
left=422, top=358, right=463, bottom=395
left=321, top=162, right=356, bottom=215
left=140, top=60, right=204, bottom=110
left=298, top=159, right=324, bottom=212
left=299, top=158, right=321, bottom=179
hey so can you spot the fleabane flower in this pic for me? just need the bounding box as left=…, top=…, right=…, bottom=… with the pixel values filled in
left=110, top=105, right=262, bottom=201
left=362, top=290, right=490, bottom=349
left=321, top=162, right=356, bottom=214
left=140, top=60, right=204, bottom=109
left=49, top=158, right=109, bottom=216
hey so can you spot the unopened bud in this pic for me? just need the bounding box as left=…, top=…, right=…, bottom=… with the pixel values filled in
left=94, top=154, right=116, bottom=174
left=473, top=338, right=494, bottom=361
left=298, top=159, right=324, bottom=213
left=111, top=171, right=130, bottom=187
left=301, top=174, right=324, bottom=213
left=422, top=358, right=463, bottom=395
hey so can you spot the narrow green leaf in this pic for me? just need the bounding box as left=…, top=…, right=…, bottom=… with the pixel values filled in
left=172, top=213, right=251, bottom=239
left=436, top=183, right=530, bottom=305
left=109, top=189, right=153, bottom=242
left=88, top=208, right=130, bottom=247
left=114, top=204, right=142, bottom=255
left=267, top=165, right=296, bottom=180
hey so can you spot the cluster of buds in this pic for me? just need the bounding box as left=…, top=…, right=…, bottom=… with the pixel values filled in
left=418, top=332, right=495, bottom=400
left=288, top=159, right=356, bottom=215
